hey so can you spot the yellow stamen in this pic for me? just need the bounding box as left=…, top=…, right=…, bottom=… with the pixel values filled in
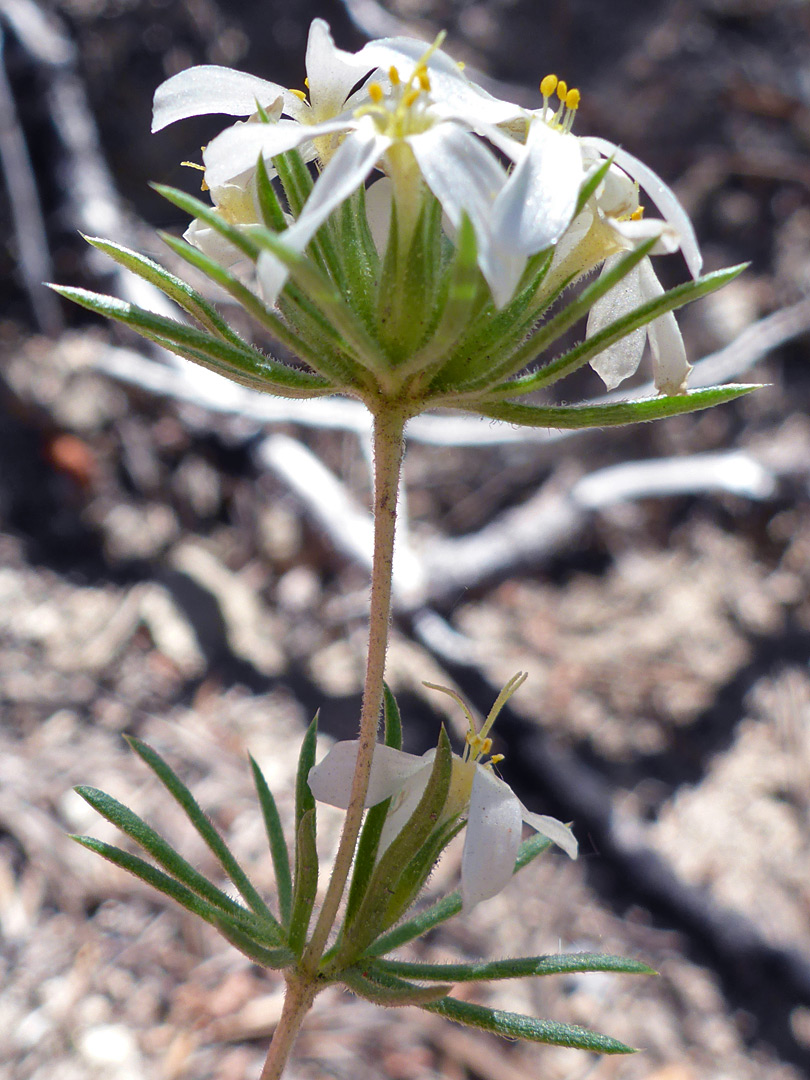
left=368, top=82, right=384, bottom=103
left=457, top=60, right=466, bottom=70
left=630, top=205, right=645, bottom=220
left=417, top=68, right=431, bottom=92
left=402, top=87, right=421, bottom=108
left=304, top=77, right=309, bottom=88
left=540, top=73, right=558, bottom=98
left=556, top=79, right=568, bottom=102
left=389, top=65, right=400, bottom=85
left=289, top=88, right=307, bottom=101
left=489, top=754, right=504, bottom=766
left=480, top=737, right=493, bottom=756
left=565, top=87, right=580, bottom=110
left=181, top=160, right=205, bottom=172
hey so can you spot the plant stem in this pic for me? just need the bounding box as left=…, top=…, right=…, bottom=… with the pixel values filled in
left=259, top=975, right=318, bottom=1080
left=304, top=405, right=406, bottom=969
left=259, top=404, right=406, bottom=1079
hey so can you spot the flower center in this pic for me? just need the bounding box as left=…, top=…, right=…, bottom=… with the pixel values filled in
left=539, top=73, right=580, bottom=133
left=354, top=37, right=445, bottom=140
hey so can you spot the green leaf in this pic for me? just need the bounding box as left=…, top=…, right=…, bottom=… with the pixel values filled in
left=448, top=238, right=659, bottom=394
left=489, top=262, right=749, bottom=398
left=83, top=235, right=247, bottom=347
left=382, top=682, right=403, bottom=751
left=125, top=737, right=279, bottom=928
left=342, top=966, right=451, bottom=1006
left=373, top=952, right=657, bottom=982
left=212, top=914, right=295, bottom=970
left=343, top=682, right=405, bottom=926
left=252, top=228, right=386, bottom=372
left=574, top=155, right=614, bottom=217
left=365, top=833, right=553, bottom=958
left=72, top=835, right=253, bottom=926
left=473, top=384, right=762, bottom=429
left=255, top=153, right=288, bottom=232
left=74, top=786, right=252, bottom=920
left=382, top=817, right=465, bottom=931
left=400, top=213, right=484, bottom=377
left=289, top=808, right=318, bottom=954
left=49, top=284, right=331, bottom=398
left=337, top=183, right=381, bottom=330
left=249, top=754, right=293, bottom=927
left=289, top=714, right=319, bottom=954
left=339, top=727, right=453, bottom=961
left=274, top=147, right=344, bottom=287
left=158, top=231, right=363, bottom=389
left=422, top=996, right=636, bottom=1054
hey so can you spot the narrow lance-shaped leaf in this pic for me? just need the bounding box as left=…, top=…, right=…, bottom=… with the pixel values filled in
left=274, top=146, right=344, bottom=286
left=371, top=952, right=657, bottom=982
left=382, top=816, right=465, bottom=931
left=339, top=727, right=453, bottom=962
left=289, top=808, right=318, bottom=954
left=487, top=262, right=749, bottom=398
left=71, top=835, right=269, bottom=942
left=250, top=754, right=293, bottom=927
left=253, top=227, right=387, bottom=373
left=254, top=151, right=288, bottom=233
left=436, top=237, right=659, bottom=397
left=472, top=384, right=761, bottom=430
left=398, top=213, right=484, bottom=377
left=49, top=284, right=331, bottom=398
left=422, top=995, right=636, bottom=1054
left=364, top=834, right=553, bottom=958
left=342, top=966, right=452, bottom=1007
left=211, top=915, right=295, bottom=970
left=74, top=786, right=253, bottom=920
left=288, top=714, right=319, bottom=954
left=125, top=737, right=279, bottom=929
left=158, top=231, right=365, bottom=390
left=344, top=682, right=404, bottom=927
left=82, top=235, right=247, bottom=348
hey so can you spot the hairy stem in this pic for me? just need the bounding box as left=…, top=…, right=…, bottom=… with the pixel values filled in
left=303, top=405, right=406, bottom=968
left=259, top=405, right=406, bottom=1080
left=259, top=975, right=319, bottom=1080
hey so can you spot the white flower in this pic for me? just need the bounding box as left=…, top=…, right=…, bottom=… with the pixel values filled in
left=308, top=676, right=577, bottom=911
left=580, top=153, right=693, bottom=394
left=156, top=24, right=583, bottom=309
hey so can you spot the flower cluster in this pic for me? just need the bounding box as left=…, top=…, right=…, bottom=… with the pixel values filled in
left=152, top=18, right=712, bottom=396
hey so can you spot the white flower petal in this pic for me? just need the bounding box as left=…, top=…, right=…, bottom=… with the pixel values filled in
left=257, top=118, right=389, bottom=303
left=378, top=753, right=435, bottom=852
left=491, top=121, right=582, bottom=256
left=609, top=216, right=681, bottom=255
left=583, top=137, right=702, bottom=278
left=460, top=767, right=522, bottom=910
left=357, top=37, right=520, bottom=127
left=305, top=18, right=373, bottom=120
left=519, top=804, right=578, bottom=860
left=365, top=177, right=393, bottom=256
left=184, top=219, right=249, bottom=276
left=308, top=740, right=428, bottom=809
left=640, top=259, right=691, bottom=394
left=152, top=65, right=288, bottom=132
left=203, top=118, right=352, bottom=191
left=587, top=256, right=647, bottom=389
left=410, top=123, right=524, bottom=307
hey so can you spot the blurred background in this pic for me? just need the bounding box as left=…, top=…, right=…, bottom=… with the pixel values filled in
left=2, top=0, right=810, bottom=1077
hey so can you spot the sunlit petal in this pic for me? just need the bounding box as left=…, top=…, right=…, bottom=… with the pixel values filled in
left=519, top=804, right=579, bottom=859
left=461, top=767, right=522, bottom=910
left=587, top=256, right=647, bottom=389
left=308, top=740, right=428, bottom=809
left=640, top=259, right=691, bottom=394
left=152, top=65, right=288, bottom=132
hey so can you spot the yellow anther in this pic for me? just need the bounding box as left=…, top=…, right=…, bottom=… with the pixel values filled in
left=540, top=73, right=558, bottom=97
left=403, top=87, right=421, bottom=108
left=489, top=754, right=505, bottom=766
left=289, top=88, right=307, bottom=101
left=556, top=79, right=568, bottom=101
left=630, top=205, right=645, bottom=220
left=418, top=69, right=431, bottom=91
left=368, top=82, right=384, bottom=103
left=457, top=60, right=466, bottom=70
left=389, top=65, right=400, bottom=85
left=304, top=77, right=310, bottom=88
left=565, top=87, right=580, bottom=110
left=480, top=737, right=493, bottom=756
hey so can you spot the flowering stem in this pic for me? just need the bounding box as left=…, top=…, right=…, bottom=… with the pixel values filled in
left=304, top=404, right=406, bottom=967
left=259, top=975, right=318, bottom=1080
left=259, top=404, right=406, bottom=1079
